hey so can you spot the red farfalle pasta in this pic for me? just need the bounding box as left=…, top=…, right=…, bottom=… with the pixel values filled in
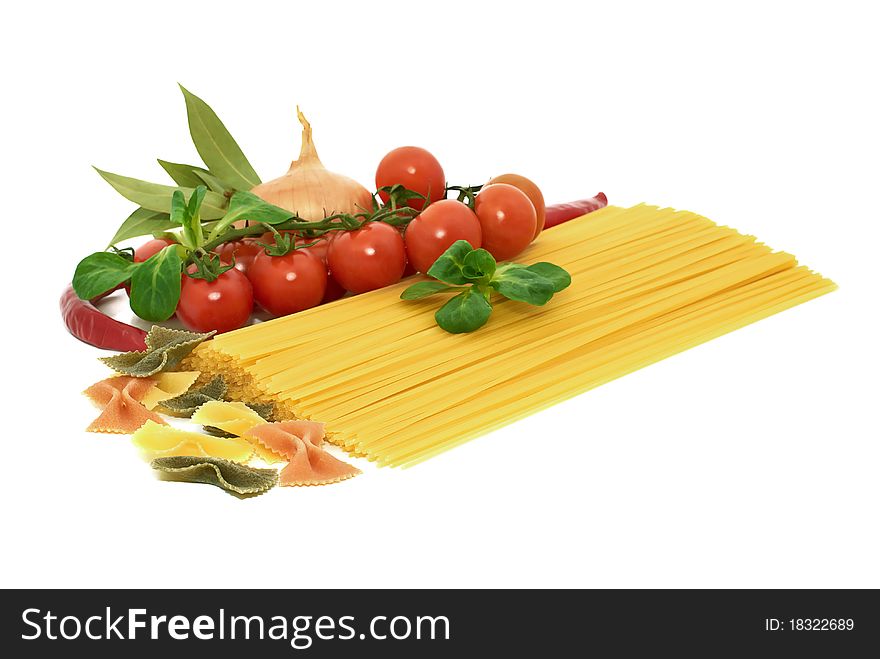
left=245, top=421, right=360, bottom=486
left=83, top=376, right=167, bottom=434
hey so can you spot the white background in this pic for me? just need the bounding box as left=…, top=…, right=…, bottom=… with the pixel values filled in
left=2, top=0, right=877, bottom=589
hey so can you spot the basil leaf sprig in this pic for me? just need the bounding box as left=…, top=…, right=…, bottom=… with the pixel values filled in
left=400, top=241, right=571, bottom=333
left=73, top=188, right=213, bottom=322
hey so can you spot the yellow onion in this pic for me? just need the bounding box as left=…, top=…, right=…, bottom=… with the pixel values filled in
left=250, top=108, right=373, bottom=221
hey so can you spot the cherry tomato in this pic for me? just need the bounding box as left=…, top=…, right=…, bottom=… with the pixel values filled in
left=486, top=173, right=546, bottom=239
left=247, top=249, right=327, bottom=316
left=328, top=222, right=406, bottom=293
left=404, top=199, right=482, bottom=273
left=259, top=229, right=298, bottom=245
left=375, top=146, right=445, bottom=210
left=295, top=235, right=333, bottom=264
left=394, top=225, right=417, bottom=277
left=295, top=235, right=346, bottom=302
left=474, top=184, right=537, bottom=261
left=134, top=238, right=175, bottom=262
left=177, top=267, right=253, bottom=333
left=214, top=239, right=263, bottom=274
left=322, top=273, right=347, bottom=303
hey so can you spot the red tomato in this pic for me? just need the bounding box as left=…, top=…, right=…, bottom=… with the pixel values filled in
left=177, top=267, right=253, bottom=333
left=474, top=184, right=537, bottom=261
left=295, top=235, right=333, bottom=264
left=214, top=239, right=263, bottom=274
left=134, top=238, right=175, bottom=262
left=375, top=146, right=445, bottom=210
left=297, top=235, right=346, bottom=302
left=404, top=200, right=482, bottom=273
left=328, top=222, right=406, bottom=293
left=247, top=249, right=328, bottom=316
left=486, top=173, right=546, bottom=239
left=322, top=273, right=347, bottom=303
left=394, top=225, right=417, bottom=277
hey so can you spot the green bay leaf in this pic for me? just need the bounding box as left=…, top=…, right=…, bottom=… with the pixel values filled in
left=108, top=208, right=176, bottom=247
left=193, top=169, right=229, bottom=194
left=179, top=85, right=261, bottom=191
left=157, top=159, right=213, bottom=188
left=94, top=168, right=227, bottom=219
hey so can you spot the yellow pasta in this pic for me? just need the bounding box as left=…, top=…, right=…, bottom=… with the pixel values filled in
left=183, top=204, right=836, bottom=467
left=191, top=401, right=284, bottom=463
left=140, top=371, right=201, bottom=410
left=191, top=401, right=267, bottom=437
left=131, top=420, right=254, bottom=462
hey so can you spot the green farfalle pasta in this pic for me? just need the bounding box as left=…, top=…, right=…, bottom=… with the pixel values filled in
left=203, top=425, right=238, bottom=439
left=158, top=375, right=227, bottom=417
left=245, top=401, right=275, bottom=422
left=150, top=456, right=278, bottom=496
left=159, top=376, right=276, bottom=431
left=100, top=326, right=215, bottom=377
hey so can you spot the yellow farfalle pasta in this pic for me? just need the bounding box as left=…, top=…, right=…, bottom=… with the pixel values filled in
left=131, top=421, right=253, bottom=462
left=191, top=401, right=265, bottom=436
left=141, top=371, right=201, bottom=410
left=184, top=204, right=836, bottom=467
left=191, top=401, right=284, bottom=464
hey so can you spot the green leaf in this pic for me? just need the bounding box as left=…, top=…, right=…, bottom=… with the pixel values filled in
left=210, top=191, right=294, bottom=239
left=129, top=245, right=182, bottom=321
left=491, top=267, right=556, bottom=305
left=179, top=85, right=261, bottom=191
left=193, top=169, right=229, bottom=194
left=108, top=207, right=176, bottom=246
left=400, top=281, right=461, bottom=300
left=72, top=252, right=137, bottom=299
left=187, top=185, right=207, bottom=219
left=157, top=159, right=213, bottom=188
left=461, top=248, right=496, bottom=281
left=188, top=185, right=207, bottom=247
left=170, top=188, right=187, bottom=225
left=169, top=187, right=207, bottom=249
left=426, top=240, right=474, bottom=285
left=94, top=168, right=227, bottom=219
left=526, top=262, right=571, bottom=293
left=435, top=289, right=493, bottom=333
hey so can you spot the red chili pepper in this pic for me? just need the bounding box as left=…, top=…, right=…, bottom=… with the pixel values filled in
left=544, top=192, right=608, bottom=229
left=60, top=284, right=147, bottom=351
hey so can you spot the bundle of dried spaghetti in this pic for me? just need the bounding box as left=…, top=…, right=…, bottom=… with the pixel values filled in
left=184, top=204, right=835, bottom=467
